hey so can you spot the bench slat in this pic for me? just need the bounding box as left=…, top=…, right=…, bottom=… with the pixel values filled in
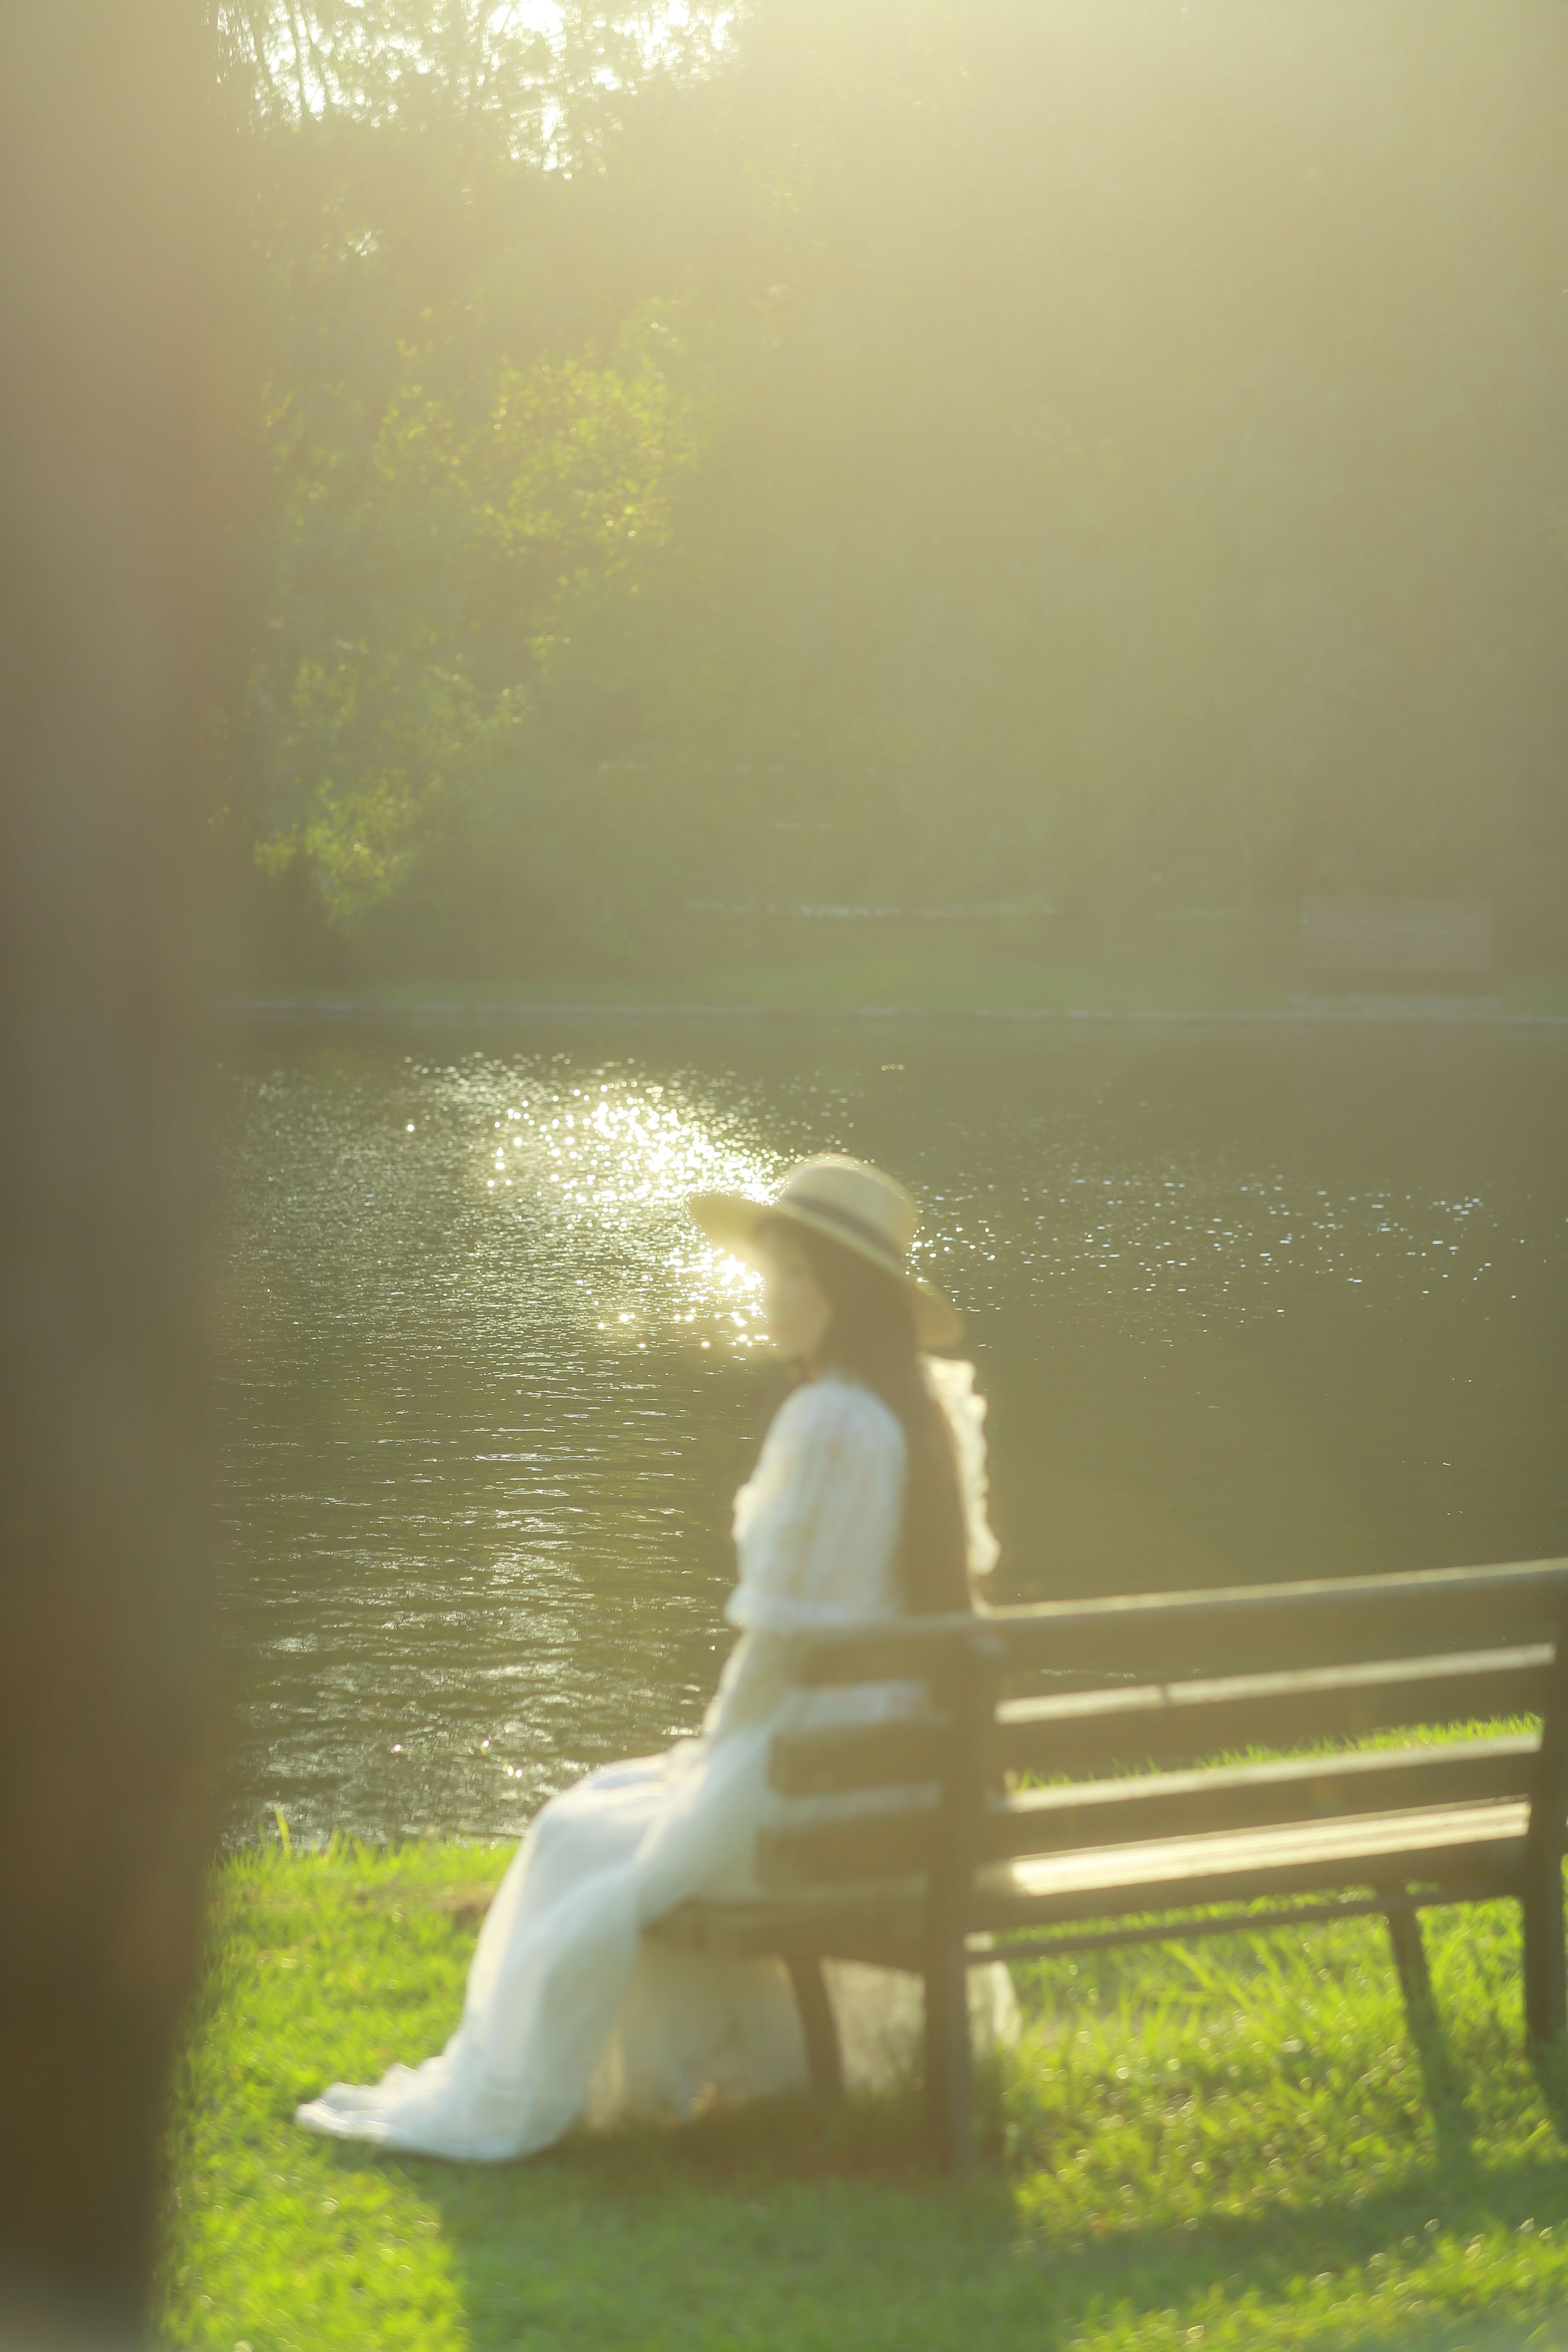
left=757, top=1802, right=934, bottom=1891
left=975, top=1884, right=1505, bottom=1966
left=995, top=1648, right=1551, bottom=1776
left=754, top=1793, right=1529, bottom=1902
left=972, top=1800, right=1529, bottom=1930
left=771, top=1717, right=947, bottom=1796
left=797, top=1559, right=1568, bottom=1687
left=988, top=1736, right=1538, bottom=1858
left=768, top=1656, right=1547, bottom=1798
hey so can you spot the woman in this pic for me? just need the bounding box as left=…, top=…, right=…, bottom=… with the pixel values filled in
left=296, top=1153, right=1011, bottom=2161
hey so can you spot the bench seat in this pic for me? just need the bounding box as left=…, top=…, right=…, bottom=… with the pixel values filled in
left=652, top=1796, right=1528, bottom=1961
left=997, top=1796, right=1527, bottom=1916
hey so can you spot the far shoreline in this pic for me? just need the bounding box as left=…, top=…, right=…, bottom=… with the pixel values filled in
left=218, top=995, right=1568, bottom=1027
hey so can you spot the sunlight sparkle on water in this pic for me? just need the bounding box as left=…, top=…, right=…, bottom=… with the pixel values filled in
left=451, top=1061, right=776, bottom=1347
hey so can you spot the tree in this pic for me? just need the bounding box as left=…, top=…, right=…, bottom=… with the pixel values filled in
left=218, top=0, right=1568, bottom=976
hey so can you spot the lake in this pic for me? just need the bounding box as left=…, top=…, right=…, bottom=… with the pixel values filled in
left=213, top=1016, right=1568, bottom=1846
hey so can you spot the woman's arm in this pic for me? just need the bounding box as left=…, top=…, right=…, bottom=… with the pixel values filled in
left=727, top=1379, right=908, bottom=1634
left=699, top=1382, right=914, bottom=1749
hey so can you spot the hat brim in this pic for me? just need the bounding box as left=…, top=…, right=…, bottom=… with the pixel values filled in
left=688, top=1191, right=963, bottom=1349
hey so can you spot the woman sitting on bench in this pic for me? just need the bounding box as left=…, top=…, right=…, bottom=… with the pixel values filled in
left=296, top=1153, right=1014, bottom=2162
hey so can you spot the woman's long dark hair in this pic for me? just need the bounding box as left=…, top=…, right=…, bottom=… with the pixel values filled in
left=761, top=1216, right=972, bottom=1616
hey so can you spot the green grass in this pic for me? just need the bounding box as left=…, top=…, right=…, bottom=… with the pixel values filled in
left=160, top=1839, right=1568, bottom=2352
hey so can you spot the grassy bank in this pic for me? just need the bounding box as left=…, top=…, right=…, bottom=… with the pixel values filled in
left=161, top=1841, right=1568, bottom=2352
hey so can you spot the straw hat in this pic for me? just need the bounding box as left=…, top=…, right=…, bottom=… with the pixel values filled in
left=689, top=1153, right=962, bottom=1347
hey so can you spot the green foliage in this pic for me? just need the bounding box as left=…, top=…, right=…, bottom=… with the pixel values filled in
left=214, top=3, right=1568, bottom=981
left=249, top=294, right=701, bottom=924
left=162, top=1839, right=1568, bottom=2350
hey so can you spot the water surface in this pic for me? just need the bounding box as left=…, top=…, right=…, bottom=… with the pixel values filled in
left=214, top=1019, right=1568, bottom=1843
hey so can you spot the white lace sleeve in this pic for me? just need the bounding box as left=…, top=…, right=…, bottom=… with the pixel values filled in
left=725, top=1378, right=907, bottom=1635
left=923, top=1355, right=1000, bottom=1581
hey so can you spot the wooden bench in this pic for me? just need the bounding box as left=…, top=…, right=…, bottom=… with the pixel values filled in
left=649, top=1556, right=1568, bottom=2173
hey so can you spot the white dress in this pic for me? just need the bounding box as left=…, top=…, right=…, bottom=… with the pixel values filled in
left=295, top=1360, right=1015, bottom=2161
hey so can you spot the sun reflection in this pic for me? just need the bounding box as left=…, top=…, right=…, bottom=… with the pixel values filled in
left=447, top=1062, right=777, bottom=1347
left=448, top=1055, right=1513, bottom=1350
left=927, top=1160, right=1511, bottom=1332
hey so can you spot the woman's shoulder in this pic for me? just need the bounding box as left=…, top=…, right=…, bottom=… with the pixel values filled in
left=733, top=1375, right=904, bottom=1553
left=765, top=1373, right=905, bottom=1459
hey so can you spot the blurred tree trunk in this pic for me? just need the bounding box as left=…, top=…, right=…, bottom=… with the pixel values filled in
left=0, top=3, right=227, bottom=2342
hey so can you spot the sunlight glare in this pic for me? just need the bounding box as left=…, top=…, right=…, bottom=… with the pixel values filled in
left=453, top=1061, right=775, bottom=1344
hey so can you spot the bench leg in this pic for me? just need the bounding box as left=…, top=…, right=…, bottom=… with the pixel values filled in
left=786, top=1957, right=844, bottom=2097
left=923, top=1933, right=974, bottom=2177
left=1385, top=1901, right=1434, bottom=2022
left=1385, top=1898, right=1470, bottom=2156
left=1523, top=1853, right=1567, bottom=2047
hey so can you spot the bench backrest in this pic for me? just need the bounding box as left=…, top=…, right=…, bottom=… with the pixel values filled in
left=756, top=1557, right=1568, bottom=1899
